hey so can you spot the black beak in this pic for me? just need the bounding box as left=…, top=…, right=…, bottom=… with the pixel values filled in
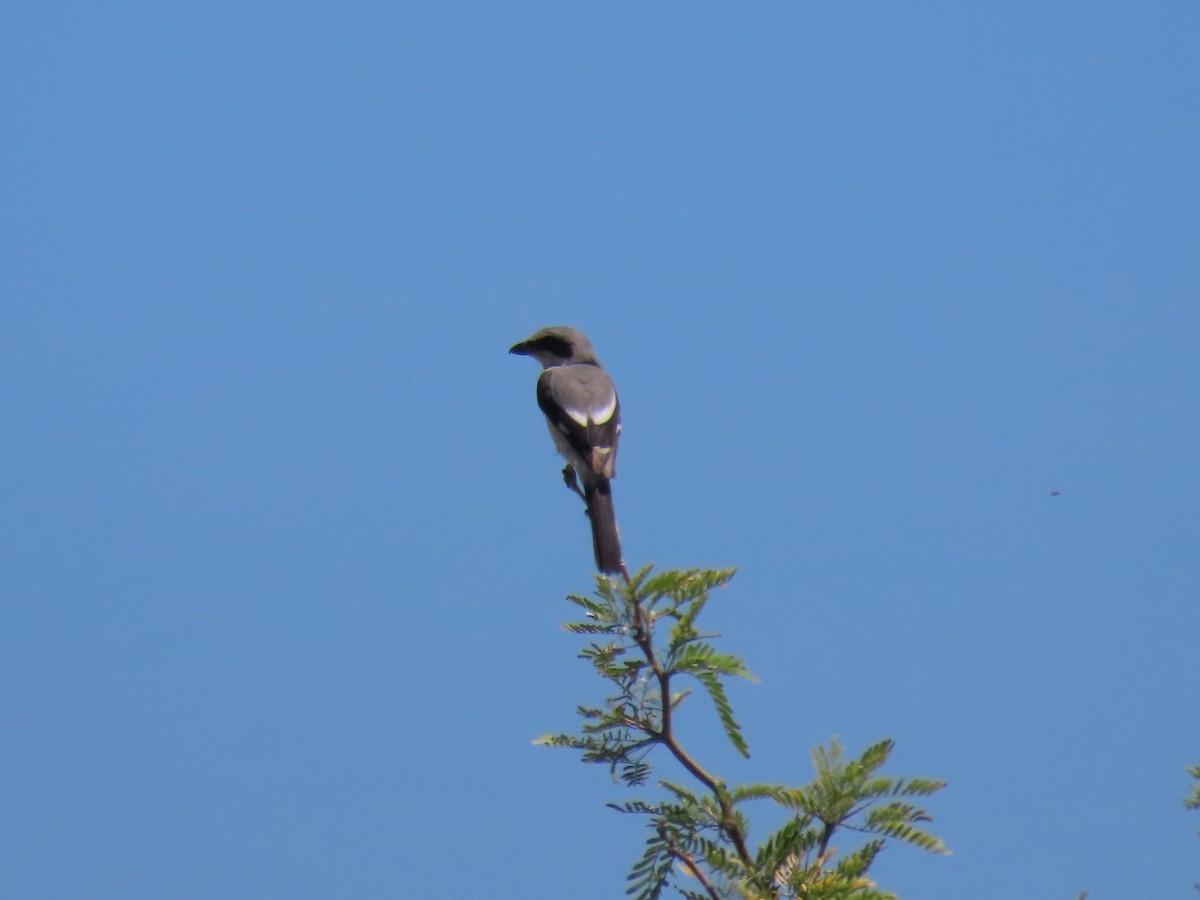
left=509, top=341, right=530, bottom=355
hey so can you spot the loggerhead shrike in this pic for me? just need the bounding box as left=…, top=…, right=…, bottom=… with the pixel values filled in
left=510, top=326, right=623, bottom=575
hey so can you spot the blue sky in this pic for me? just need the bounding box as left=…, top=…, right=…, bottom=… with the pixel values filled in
left=2, top=3, right=1198, bottom=898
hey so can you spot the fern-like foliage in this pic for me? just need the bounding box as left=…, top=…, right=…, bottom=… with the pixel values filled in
left=537, top=566, right=947, bottom=899
left=768, top=740, right=949, bottom=856
left=535, top=565, right=746, bottom=788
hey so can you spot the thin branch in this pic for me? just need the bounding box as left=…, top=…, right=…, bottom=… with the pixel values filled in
left=659, top=823, right=722, bottom=900
left=630, top=594, right=773, bottom=899
left=816, top=821, right=834, bottom=861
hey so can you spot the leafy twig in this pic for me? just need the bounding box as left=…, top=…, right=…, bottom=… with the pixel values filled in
left=538, top=566, right=948, bottom=899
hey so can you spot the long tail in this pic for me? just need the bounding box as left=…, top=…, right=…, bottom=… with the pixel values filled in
left=585, top=479, right=623, bottom=575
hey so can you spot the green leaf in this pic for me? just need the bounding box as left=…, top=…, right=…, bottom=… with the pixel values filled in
left=607, top=800, right=662, bottom=815
left=755, top=813, right=820, bottom=872
left=1185, top=764, right=1200, bottom=810
left=621, top=760, right=653, bottom=787
left=658, top=780, right=703, bottom=807
left=887, top=776, right=947, bottom=797
left=670, top=592, right=708, bottom=635
left=625, top=829, right=674, bottom=900
left=669, top=641, right=754, bottom=680
left=622, top=563, right=657, bottom=595
left=835, top=838, right=885, bottom=877
left=856, top=739, right=895, bottom=775
left=729, top=783, right=790, bottom=804
left=532, top=732, right=585, bottom=748
left=694, top=670, right=750, bottom=758
left=864, top=802, right=950, bottom=854
left=639, top=568, right=691, bottom=600
left=562, top=621, right=619, bottom=634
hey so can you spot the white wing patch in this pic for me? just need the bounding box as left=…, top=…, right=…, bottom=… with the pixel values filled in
left=593, top=394, right=618, bottom=424
left=565, top=393, right=617, bottom=428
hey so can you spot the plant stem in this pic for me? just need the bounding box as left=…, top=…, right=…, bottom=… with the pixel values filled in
left=659, top=824, right=722, bottom=900
left=631, top=594, right=775, bottom=899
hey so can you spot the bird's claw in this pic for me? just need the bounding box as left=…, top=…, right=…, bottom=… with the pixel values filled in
left=561, top=465, right=587, bottom=503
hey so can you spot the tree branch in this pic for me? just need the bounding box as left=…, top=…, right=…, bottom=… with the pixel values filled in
left=659, top=823, right=722, bottom=900
left=631, top=597, right=770, bottom=897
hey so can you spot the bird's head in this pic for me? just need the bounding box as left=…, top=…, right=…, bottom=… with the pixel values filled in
left=509, top=325, right=598, bottom=368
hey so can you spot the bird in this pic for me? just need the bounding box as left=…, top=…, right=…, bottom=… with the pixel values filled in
left=510, top=326, right=624, bottom=575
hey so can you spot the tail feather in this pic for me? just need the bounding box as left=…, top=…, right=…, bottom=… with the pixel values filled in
left=585, top=480, right=623, bottom=575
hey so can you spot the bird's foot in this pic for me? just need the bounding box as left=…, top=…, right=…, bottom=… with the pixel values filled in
left=561, top=465, right=587, bottom=503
